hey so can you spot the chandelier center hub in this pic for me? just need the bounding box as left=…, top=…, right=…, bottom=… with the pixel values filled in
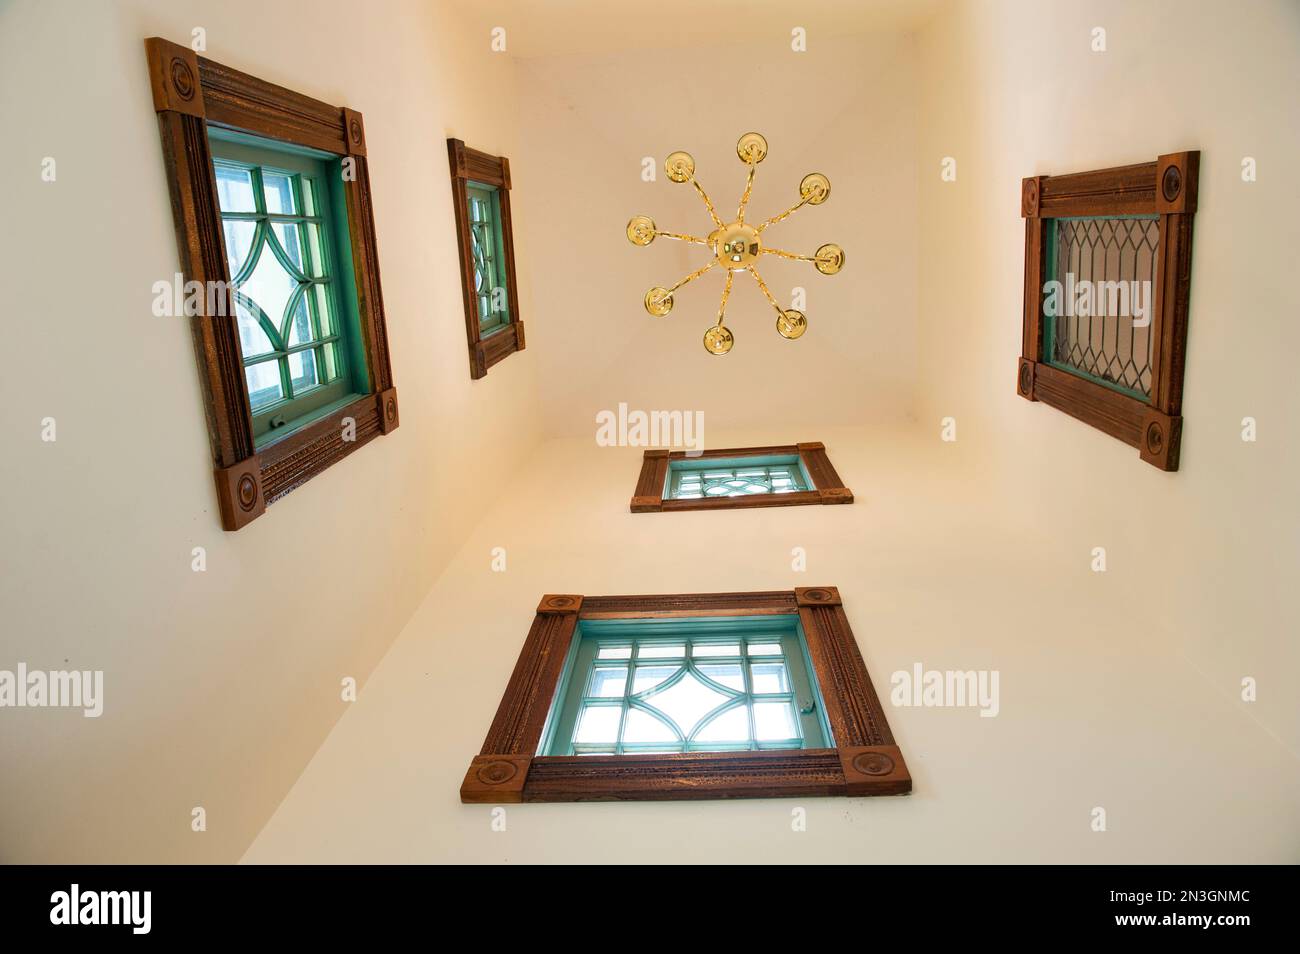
left=713, top=222, right=761, bottom=270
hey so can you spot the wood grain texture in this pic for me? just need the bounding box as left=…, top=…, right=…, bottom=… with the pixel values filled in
left=258, top=396, right=382, bottom=504
left=213, top=456, right=265, bottom=530
left=156, top=110, right=254, bottom=468
left=799, top=602, right=893, bottom=748
left=1021, top=216, right=1044, bottom=367
left=146, top=37, right=399, bottom=528
left=460, top=755, right=531, bottom=803
left=524, top=750, right=847, bottom=801
left=463, top=590, right=910, bottom=802
left=1037, top=161, right=1157, bottom=217
left=479, top=611, right=579, bottom=756
left=198, top=54, right=347, bottom=154
left=580, top=590, right=798, bottom=618
left=1031, top=361, right=1146, bottom=449
left=343, top=155, right=394, bottom=393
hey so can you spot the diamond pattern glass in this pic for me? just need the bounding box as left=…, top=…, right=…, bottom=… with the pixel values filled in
left=211, top=150, right=347, bottom=425
left=1045, top=216, right=1159, bottom=398
left=563, top=632, right=812, bottom=755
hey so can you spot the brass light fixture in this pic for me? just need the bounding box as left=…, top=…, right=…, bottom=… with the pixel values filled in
left=627, top=132, right=843, bottom=355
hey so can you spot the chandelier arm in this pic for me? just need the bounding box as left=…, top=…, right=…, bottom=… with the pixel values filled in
left=760, top=247, right=817, bottom=263
left=716, top=271, right=735, bottom=327
left=655, top=230, right=710, bottom=246
left=754, top=194, right=812, bottom=233
left=736, top=163, right=757, bottom=225
left=665, top=260, right=719, bottom=297
left=690, top=179, right=726, bottom=229
left=746, top=265, right=787, bottom=319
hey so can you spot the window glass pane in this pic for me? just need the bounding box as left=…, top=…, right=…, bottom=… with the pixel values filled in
left=587, top=667, right=627, bottom=698
left=637, top=644, right=684, bottom=659
left=468, top=184, right=501, bottom=329
left=622, top=708, right=677, bottom=744
left=287, top=295, right=312, bottom=347
left=312, top=285, right=335, bottom=337
left=697, top=663, right=744, bottom=691
left=222, top=220, right=257, bottom=278
left=750, top=662, right=790, bottom=694
left=262, top=170, right=296, bottom=214
left=289, top=348, right=319, bottom=393
left=271, top=222, right=306, bottom=275
left=1045, top=215, right=1158, bottom=398
left=235, top=300, right=275, bottom=358
left=214, top=164, right=256, bottom=212
left=472, top=232, right=487, bottom=292
left=547, top=617, right=828, bottom=756
left=574, top=705, right=620, bottom=744
left=242, top=243, right=297, bottom=329
left=694, top=706, right=750, bottom=743
left=631, top=665, right=677, bottom=695
left=692, top=643, right=740, bottom=657
left=207, top=137, right=358, bottom=446
left=642, top=671, right=727, bottom=734
left=303, top=223, right=327, bottom=278
left=753, top=702, right=798, bottom=741
left=301, top=176, right=318, bottom=216
left=245, top=360, right=283, bottom=410
left=667, top=456, right=809, bottom=499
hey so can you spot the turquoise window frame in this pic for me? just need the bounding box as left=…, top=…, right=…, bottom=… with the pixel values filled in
left=466, top=181, right=511, bottom=338
left=1040, top=214, right=1159, bottom=403
left=664, top=453, right=816, bottom=501
left=208, top=128, right=369, bottom=446
left=539, top=614, right=832, bottom=757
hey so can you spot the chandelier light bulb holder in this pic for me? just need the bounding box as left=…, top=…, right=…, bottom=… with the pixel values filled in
left=628, top=132, right=843, bottom=354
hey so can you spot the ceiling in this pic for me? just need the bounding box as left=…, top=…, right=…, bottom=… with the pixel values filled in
left=451, top=0, right=945, bottom=58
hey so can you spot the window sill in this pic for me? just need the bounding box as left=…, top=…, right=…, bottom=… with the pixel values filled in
left=254, top=391, right=365, bottom=451
left=469, top=320, right=525, bottom=379
left=214, top=388, right=398, bottom=529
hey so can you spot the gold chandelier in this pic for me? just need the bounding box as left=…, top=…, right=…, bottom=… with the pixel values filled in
left=627, top=132, right=843, bottom=354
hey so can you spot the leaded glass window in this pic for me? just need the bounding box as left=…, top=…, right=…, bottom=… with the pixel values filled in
left=542, top=616, right=830, bottom=755
left=665, top=453, right=813, bottom=500
left=209, top=132, right=364, bottom=443
left=467, top=182, right=510, bottom=335
left=1042, top=215, right=1159, bottom=399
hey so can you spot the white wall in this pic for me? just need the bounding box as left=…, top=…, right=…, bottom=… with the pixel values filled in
left=514, top=33, right=920, bottom=436
left=244, top=428, right=1300, bottom=863
left=244, top=0, right=1300, bottom=864
left=5, top=0, right=1296, bottom=865
left=0, top=0, right=542, bottom=862
left=916, top=0, right=1300, bottom=752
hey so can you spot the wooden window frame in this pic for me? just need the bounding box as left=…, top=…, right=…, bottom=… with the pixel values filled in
left=1018, top=152, right=1199, bottom=471
left=447, top=139, right=525, bottom=379
left=630, top=442, right=853, bottom=513
left=460, top=588, right=910, bottom=803
left=145, top=37, right=399, bottom=531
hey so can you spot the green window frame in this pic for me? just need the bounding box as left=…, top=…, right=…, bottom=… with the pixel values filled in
left=466, top=182, right=510, bottom=337
left=209, top=130, right=368, bottom=445
left=665, top=452, right=814, bottom=500
left=540, top=615, right=831, bottom=756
